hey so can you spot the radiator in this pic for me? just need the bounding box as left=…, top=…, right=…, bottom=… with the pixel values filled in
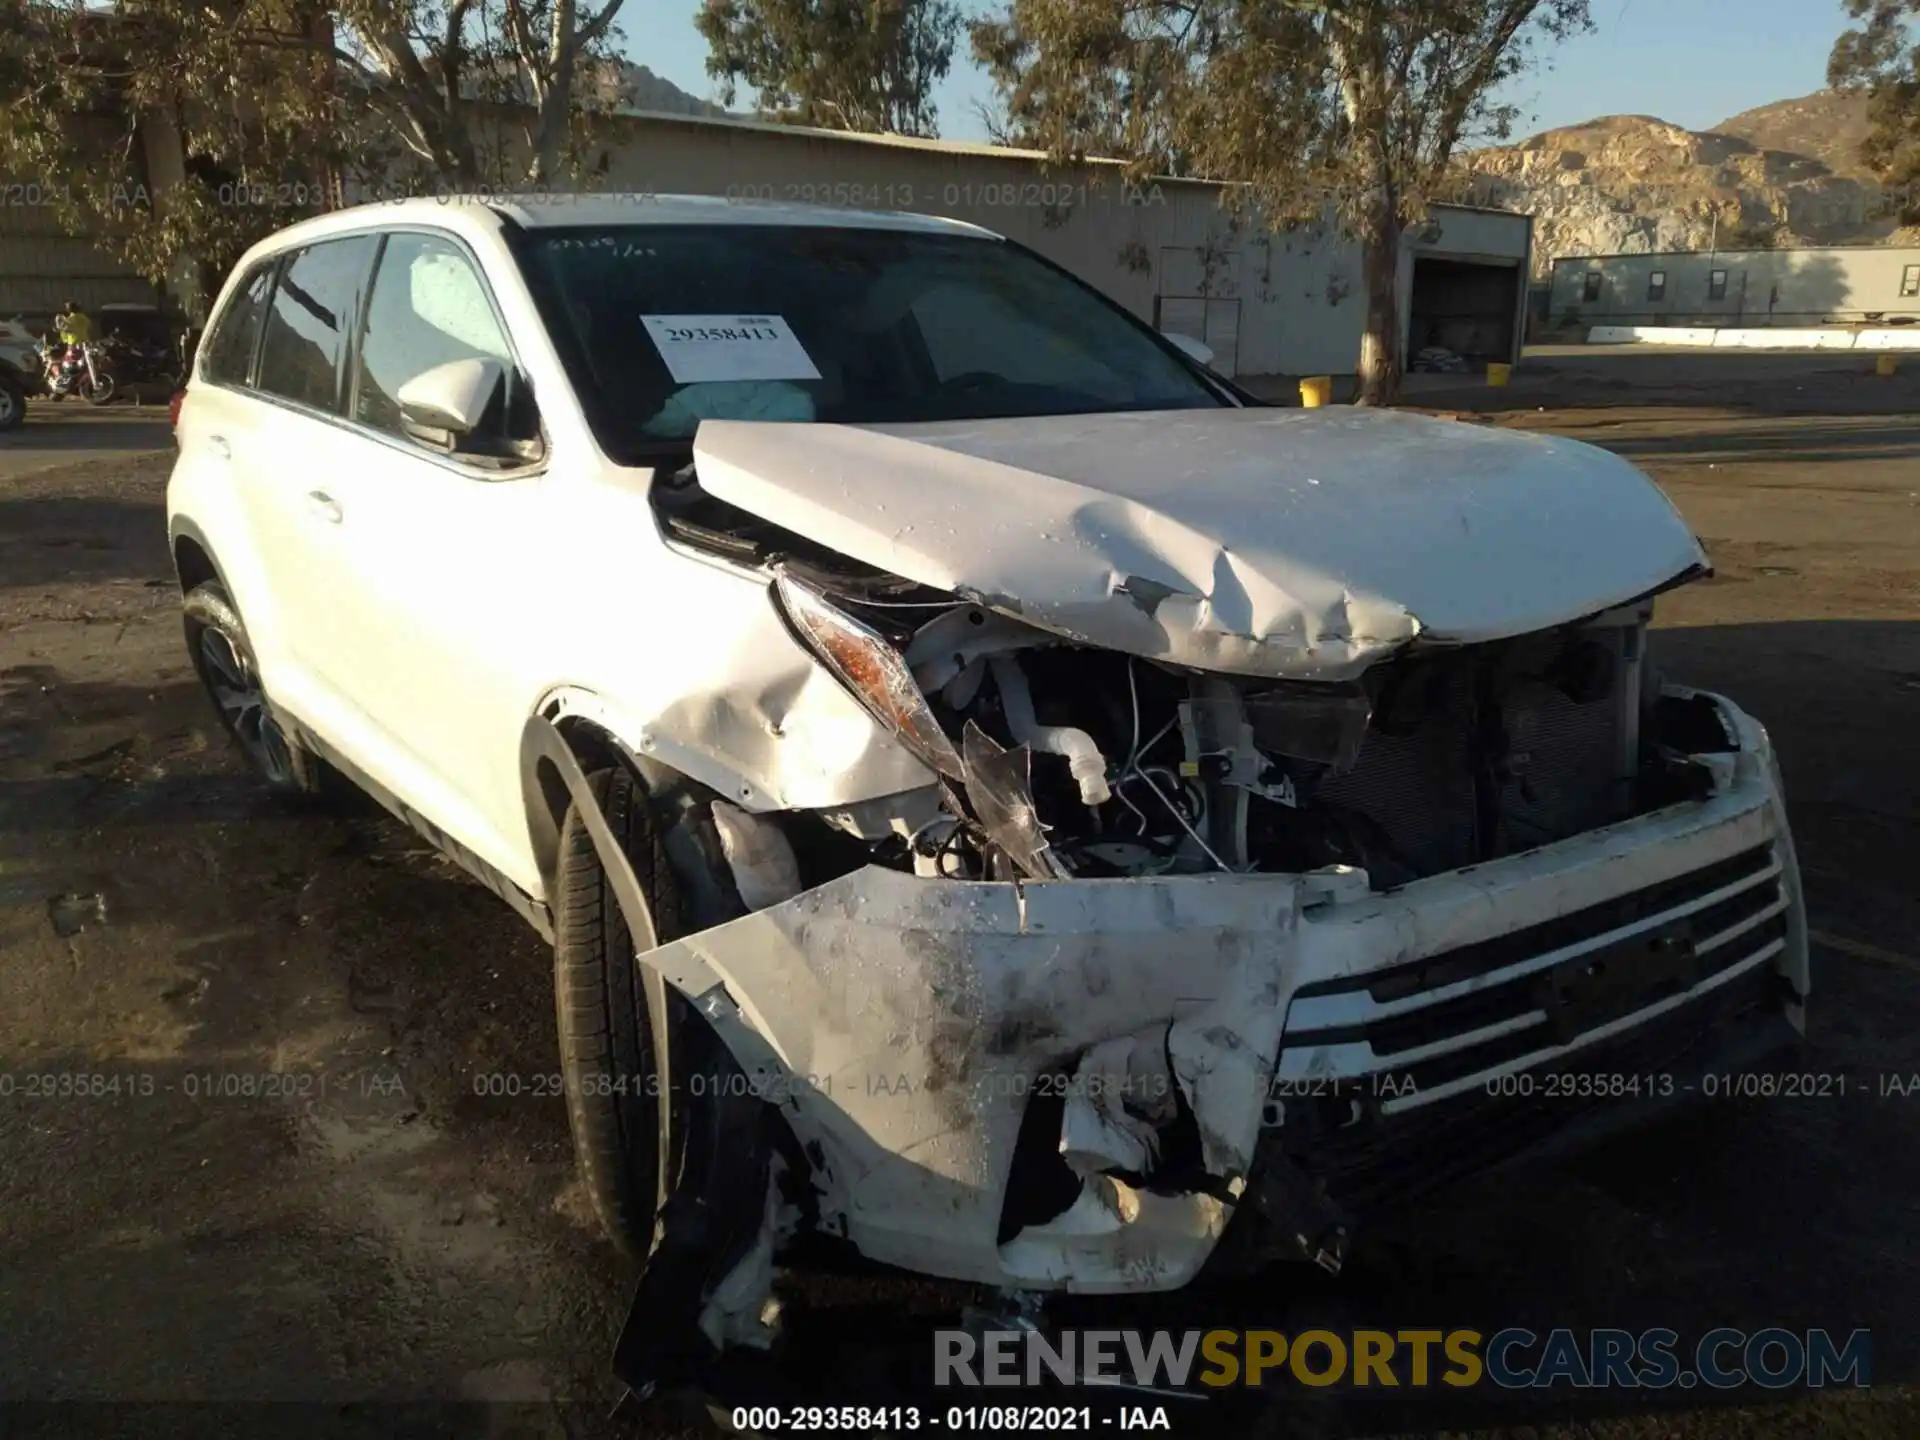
left=1309, top=622, right=1640, bottom=882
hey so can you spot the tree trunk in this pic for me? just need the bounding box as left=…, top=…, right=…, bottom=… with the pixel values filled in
left=305, top=6, right=343, bottom=209
left=420, top=106, right=482, bottom=189
left=1355, top=183, right=1402, bottom=407
left=528, top=80, right=570, bottom=186
left=526, top=0, right=576, bottom=186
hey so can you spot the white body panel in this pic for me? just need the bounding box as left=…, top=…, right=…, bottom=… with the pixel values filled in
left=0, top=318, right=38, bottom=377
left=693, top=408, right=1707, bottom=682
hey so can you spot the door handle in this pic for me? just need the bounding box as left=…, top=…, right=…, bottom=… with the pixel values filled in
left=207, top=434, right=231, bottom=460
left=306, top=490, right=343, bottom=524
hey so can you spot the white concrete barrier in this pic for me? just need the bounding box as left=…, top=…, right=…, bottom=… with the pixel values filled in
left=1713, top=328, right=1857, bottom=349
left=1586, top=324, right=1920, bottom=351
left=1585, top=325, right=1718, bottom=345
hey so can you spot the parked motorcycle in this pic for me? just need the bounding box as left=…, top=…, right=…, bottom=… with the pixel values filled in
left=40, top=337, right=118, bottom=406
left=98, top=332, right=182, bottom=390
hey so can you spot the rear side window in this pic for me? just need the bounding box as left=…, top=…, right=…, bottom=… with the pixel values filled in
left=202, top=262, right=274, bottom=386
left=256, top=235, right=377, bottom=412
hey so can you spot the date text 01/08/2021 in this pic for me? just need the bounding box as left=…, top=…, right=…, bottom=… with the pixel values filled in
left=1481, top=1071, right=1865, bottom=1100
left=469, top=1069, right=1176, bottom=1104
left=718, top=181, right=1171, bottom=210
left=0, top=1070, right=350, bottom=1101
left=1260, top=1069, right=1881, bottom=1125
left=725, top=1405, right=1177, bottom=1432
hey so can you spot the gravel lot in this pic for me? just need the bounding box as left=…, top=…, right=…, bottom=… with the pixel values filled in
left=2, top=355, right=1917, bottom=1438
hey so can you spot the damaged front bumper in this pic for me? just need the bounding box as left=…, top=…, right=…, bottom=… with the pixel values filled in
left=634, top=688, right=1806, bottom=1298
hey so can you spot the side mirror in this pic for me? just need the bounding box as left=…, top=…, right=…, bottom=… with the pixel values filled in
left=396, top=357, right=544, bottom=464
left=1164, top=331, right=1214, bottom=367
left=397, top=357, right=505, bottom=449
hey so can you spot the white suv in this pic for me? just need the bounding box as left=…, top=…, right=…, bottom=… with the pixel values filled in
left=168, top=195, right=1808, bottom=1391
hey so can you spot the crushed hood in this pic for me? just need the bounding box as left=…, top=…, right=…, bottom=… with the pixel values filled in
left=692, top=407, right=1707, bottom=680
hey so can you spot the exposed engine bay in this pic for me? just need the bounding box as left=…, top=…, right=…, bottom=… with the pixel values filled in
left=657, top=462, right=1704, bottom=890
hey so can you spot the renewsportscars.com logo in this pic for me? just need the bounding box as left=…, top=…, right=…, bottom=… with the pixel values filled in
left=934, top=1328, right=1873, bottom=1391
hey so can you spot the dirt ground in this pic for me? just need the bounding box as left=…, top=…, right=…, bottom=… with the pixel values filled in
left=1, top=352, right=1917, bottom=1439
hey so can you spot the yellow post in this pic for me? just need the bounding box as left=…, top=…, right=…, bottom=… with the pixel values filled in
left=1877, top=353, right=1899, bottom=377
left=1487, top=362, right=1512, bottom=387
left=1299, top=375, right=1332, bottom=408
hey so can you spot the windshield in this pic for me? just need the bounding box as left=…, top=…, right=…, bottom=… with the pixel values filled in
left=512, top=223, right=1226, bottom=455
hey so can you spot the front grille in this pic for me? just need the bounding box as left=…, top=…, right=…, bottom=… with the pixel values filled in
left=1278, top=841, right=1787, bottom=1099
left=1307, top=624, right=1637, bottom=883
left=1276, top=961, right=1785, bottom=1217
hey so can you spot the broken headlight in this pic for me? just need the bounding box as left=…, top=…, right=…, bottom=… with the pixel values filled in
left=772, top=570, right=965, bottom=780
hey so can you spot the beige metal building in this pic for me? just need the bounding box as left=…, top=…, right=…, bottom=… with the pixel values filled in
left=0, top=188, right=158, bottom=326
left=0, top=111, right=167, bottom=323
left=1548, top=245, right=1920, bottom=330
left=9, top=100, right=1532, bottom=378
left=573, top=111, right=1535, bottom=380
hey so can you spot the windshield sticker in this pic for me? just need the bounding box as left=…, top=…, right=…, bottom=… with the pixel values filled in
left=640, top=314, right=822, bottom=384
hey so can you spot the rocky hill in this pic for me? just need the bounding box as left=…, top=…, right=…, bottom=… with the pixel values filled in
left=1459, top=91, right=1899, bottom=270
left=589, top=61, right=730, bottom=117
left=1713, top=91, right=1875, bottom=180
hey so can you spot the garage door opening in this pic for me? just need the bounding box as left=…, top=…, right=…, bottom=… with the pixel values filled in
left=1408, top=258, right=1521, bottom=373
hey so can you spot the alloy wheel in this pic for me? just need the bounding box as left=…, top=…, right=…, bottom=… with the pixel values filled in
left=197, top=624, right=295, bottom=785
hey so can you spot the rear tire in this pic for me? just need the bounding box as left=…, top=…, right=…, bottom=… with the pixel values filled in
left=0, top=372, right=22, bottom=431
left=182, top=581, right=327, bottom=799
left=553, top=765, right=687, bottom=1256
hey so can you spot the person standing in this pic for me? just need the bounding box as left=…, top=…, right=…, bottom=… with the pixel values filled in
left=54, top=299, right=91, bottom=347
left=46, top=300, right=97, bottom=398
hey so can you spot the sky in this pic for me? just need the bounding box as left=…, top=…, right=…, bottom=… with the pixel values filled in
left=623, top=0, right=1846, bottom=144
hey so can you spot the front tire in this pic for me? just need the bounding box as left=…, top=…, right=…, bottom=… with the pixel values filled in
left=182, top=581, right=326, bottom=799
left=0, top=372, right=22, bottom=431
left=83, top=373, right=117, bottom=406
left=553, top=765, right=686, bottom=1256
